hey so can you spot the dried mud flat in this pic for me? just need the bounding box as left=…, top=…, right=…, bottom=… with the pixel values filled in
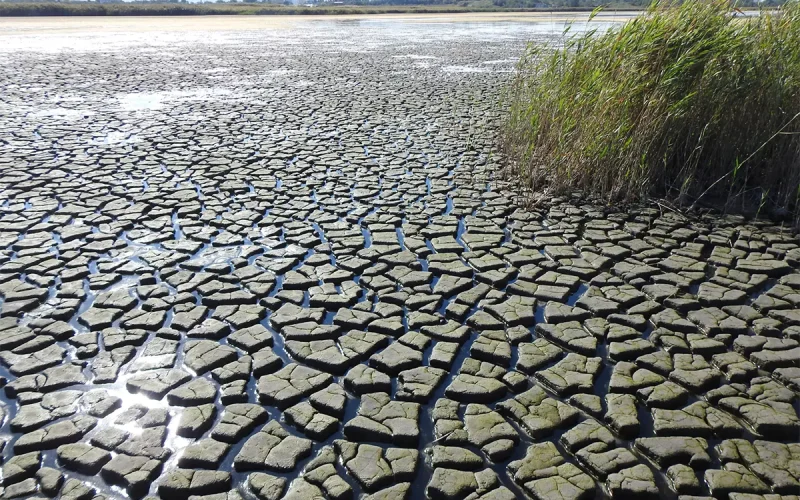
left=0, top=15, right=799, bottom=500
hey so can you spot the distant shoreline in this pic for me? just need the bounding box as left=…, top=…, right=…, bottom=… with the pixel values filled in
left=0, top=3, right=646, bottom=17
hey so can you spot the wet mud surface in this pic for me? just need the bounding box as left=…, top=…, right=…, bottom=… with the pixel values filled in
left=0, top=16, right=799, bottom=500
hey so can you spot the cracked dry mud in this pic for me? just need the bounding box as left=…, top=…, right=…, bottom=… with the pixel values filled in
left=0, top=15, right=800, bottom=500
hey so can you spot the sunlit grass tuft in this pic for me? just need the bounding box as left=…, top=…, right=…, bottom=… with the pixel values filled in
left=501, top=0, right=800, bottom=222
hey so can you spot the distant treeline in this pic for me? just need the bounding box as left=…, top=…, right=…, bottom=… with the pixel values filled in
left=0, top=2, right=230, bottom=14
left=0, top=1, right=645, bottom=16
left=0, top=0, right=778, bottom=16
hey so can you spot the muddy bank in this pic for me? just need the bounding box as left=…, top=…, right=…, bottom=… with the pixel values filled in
left=0, top=15, right=797, bottom=500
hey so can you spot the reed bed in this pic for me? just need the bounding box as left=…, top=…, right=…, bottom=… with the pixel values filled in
left=501, top=1, right=800, bottom=223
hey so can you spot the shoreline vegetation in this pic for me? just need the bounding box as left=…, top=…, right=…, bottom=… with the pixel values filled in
left=0, top=2, right=647, bottom=16
left=501, top=0, right=800, bottom=225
